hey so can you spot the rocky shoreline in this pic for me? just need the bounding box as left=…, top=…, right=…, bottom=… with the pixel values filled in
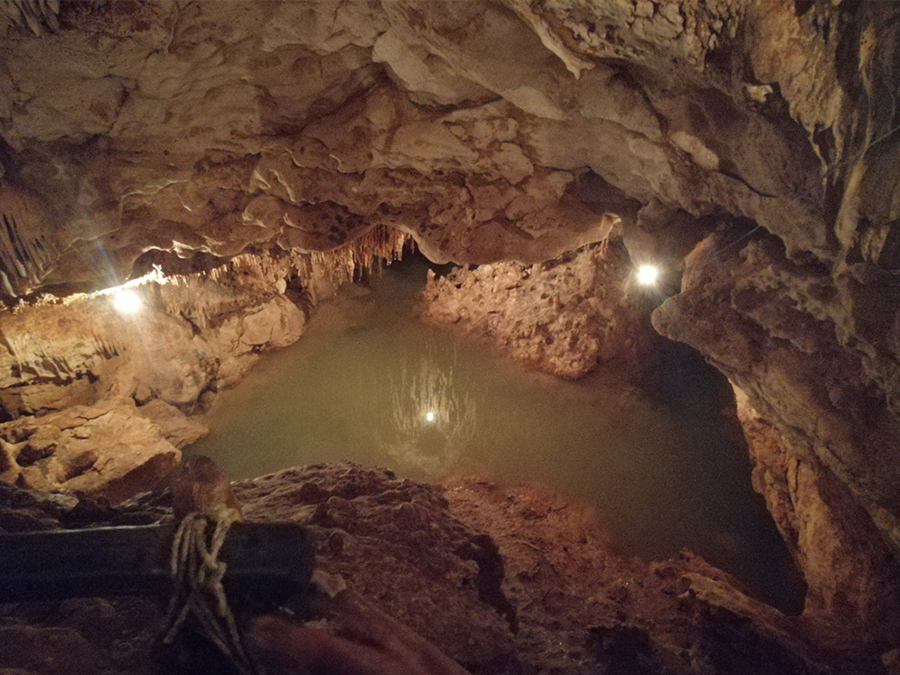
left=0, top=463, right=890, bottom=675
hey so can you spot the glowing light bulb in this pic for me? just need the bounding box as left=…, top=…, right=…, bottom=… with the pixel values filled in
left=635, top=264, right=660, bottom=286
left=112, top=289, right=143, bottom=314
left=424, top=411, right=436, bottom=423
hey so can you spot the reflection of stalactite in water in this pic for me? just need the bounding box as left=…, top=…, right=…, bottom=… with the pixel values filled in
left=379, top=345, right=477, bottom=478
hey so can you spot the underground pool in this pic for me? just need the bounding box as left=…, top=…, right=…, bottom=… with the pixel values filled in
left=188, top=256, right=805, bottom=613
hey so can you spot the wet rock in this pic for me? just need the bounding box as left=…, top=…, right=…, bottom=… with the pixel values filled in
left=586, top=624, right=660, bottom=675
left=421, top=243, right=657, bottom=379
left=0, top=463, right=520, bottom=675
left=0, top=251, right=310, bottom=419
left=133, top=400, right=207, bottom=449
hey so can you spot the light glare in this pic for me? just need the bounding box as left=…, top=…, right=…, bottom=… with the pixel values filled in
left=424, top=411, right=436, bottom=423
left=636, top=264, right=660, bottom=286
left=112, top=289, right=143, bottom=314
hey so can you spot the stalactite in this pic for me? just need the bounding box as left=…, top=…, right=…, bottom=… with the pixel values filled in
left=0, top=0, right=58, bottom=35
left=0, top=225, right=414, bottom=408
left=303, top=225, right=413, bottom=290
left=0, top=185, right=57, bottom=297
left=202, top=225, right=412, bottom=301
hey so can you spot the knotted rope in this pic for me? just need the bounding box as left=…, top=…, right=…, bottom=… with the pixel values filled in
left=161, top=512, right=255, bottom=674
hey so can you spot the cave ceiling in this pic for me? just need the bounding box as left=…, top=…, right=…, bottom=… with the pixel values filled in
left=0, top=0, right=892, bottom=297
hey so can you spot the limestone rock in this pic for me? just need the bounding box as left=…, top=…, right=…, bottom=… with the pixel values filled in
left=654, top=232, right=900, bottom=645
left=0, top=398, right=179, bottom=504
left=734, top=385, right=900, bottom=646
left=421, top=243, right=656, bottom=379
left=132, top=399, right=208, bottom=449
left=0, top=249, right=308, bottom=418
left=0, top=0, right=876, bottom=292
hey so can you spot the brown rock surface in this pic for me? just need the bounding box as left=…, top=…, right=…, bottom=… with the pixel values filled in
left=733, top=385, right=900, bottom=645
left=421, top=243, right=656, bottom=379
left=0, top=398, right=181, bottom=504
left=0, top=464, right=888, bottom=675
left=653, top=232, right=900, bottom=645
left=0, top=251, right=306, bottom=418
left=443, top=476, right=886, bottom=674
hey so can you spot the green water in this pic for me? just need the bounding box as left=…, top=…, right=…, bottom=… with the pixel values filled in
left=188, top=257, right=805, bottom=613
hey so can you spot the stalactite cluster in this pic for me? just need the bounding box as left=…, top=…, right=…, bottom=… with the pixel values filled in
left=0, top=185, right=56, bottom=297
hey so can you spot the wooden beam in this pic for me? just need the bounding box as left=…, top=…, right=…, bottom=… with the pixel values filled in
left=0, top=521, right=314, bottom=605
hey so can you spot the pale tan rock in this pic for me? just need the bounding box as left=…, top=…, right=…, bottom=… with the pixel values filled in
left=372, top=28, right=495, bottom=106
left=133, top=399, right=208, bottom=448
left=734, top=385, right=900, bottom=644
left=238, top=297, right=306, bottom=349
left=421, top=243, right=656, bottom=379
left=0, top=250, right=308, bottom=417
left=0, top=0, right=867, bottom=292
left=0, top=398, right=179, bottom=504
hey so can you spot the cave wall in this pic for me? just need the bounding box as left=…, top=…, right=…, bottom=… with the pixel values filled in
left=421, top=241, right=658, bottom=379
left=1, top=0, right=899, bottom=647
left=652, top=231, right=900, bottom=644
left=0, top=228, right=408, bottom=500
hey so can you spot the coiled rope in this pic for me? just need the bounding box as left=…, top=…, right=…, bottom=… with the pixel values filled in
left=161, top=512, right=255, bottom=674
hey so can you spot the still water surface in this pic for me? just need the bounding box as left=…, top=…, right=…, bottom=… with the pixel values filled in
left=189, top=257, right=805, bottom=612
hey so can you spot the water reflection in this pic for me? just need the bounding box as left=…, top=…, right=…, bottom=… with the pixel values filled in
left=381, top=347, right=477, bottom=476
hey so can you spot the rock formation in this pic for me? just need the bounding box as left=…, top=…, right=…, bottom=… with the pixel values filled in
left=0, top=0, right=898, bottom=666
left=0, top=228, right=408, bottom=499
left=0, top=465, right=888, bottom=674
left=420, top=241, right=657, bottom=379
left=652, top=232, right=900, bottom=645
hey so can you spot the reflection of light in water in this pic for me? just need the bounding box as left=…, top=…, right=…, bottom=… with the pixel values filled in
left=380, top=345, right=477, bottom=476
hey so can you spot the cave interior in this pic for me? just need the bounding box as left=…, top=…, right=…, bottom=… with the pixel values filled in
left=1, top=1, right=900, bottom=674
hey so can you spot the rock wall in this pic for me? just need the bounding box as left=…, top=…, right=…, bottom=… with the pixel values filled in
left=420, top=242, right=657, bottom=379
left=653, top=232, right=900, bottom=646
left=0, top=227, right=409, bottom=501
left=734, top=386, right=900, bottom=647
